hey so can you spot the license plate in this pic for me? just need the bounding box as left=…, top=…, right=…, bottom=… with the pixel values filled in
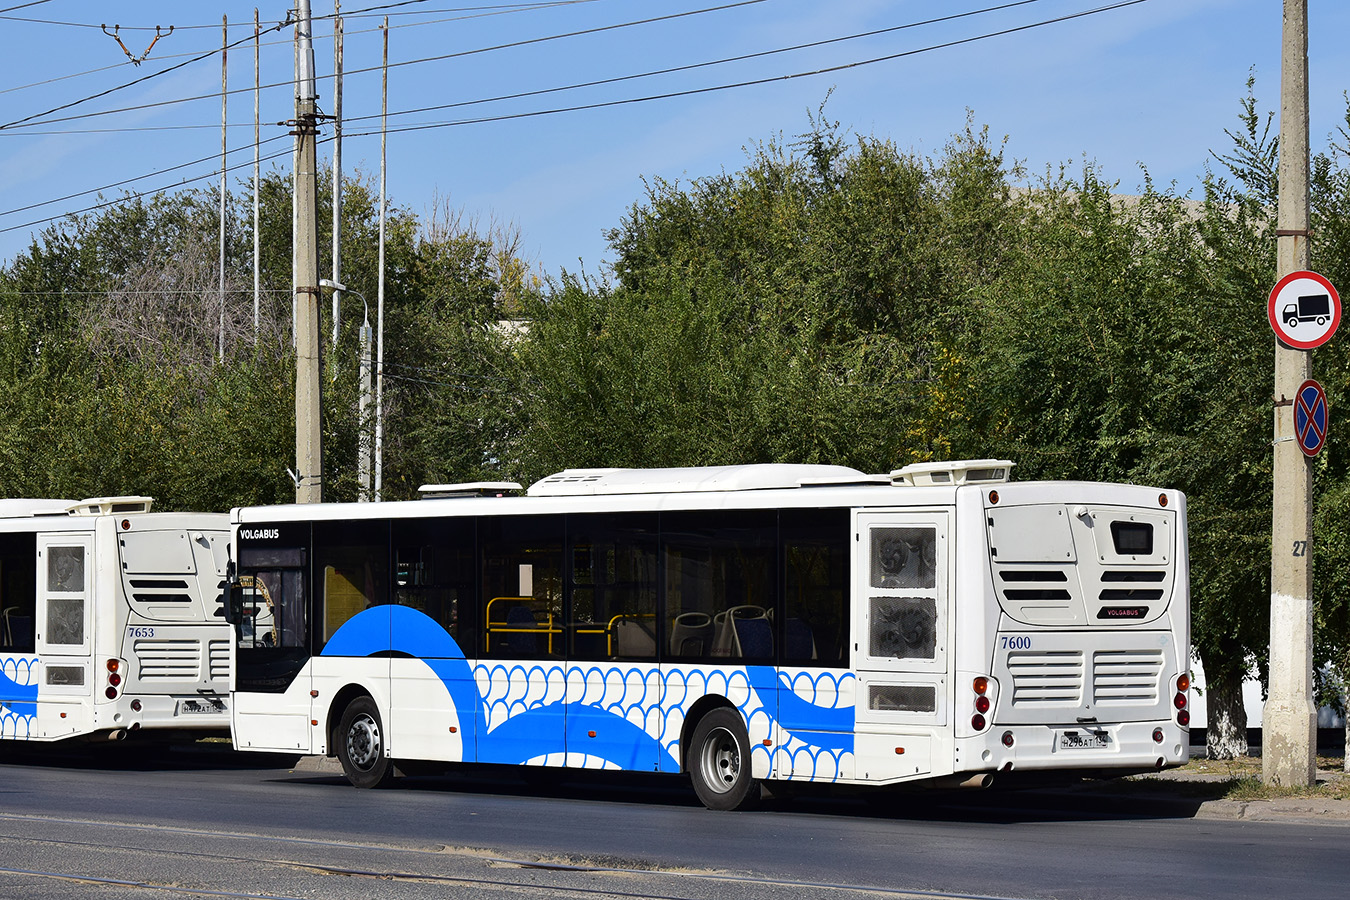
left=1058, top=731, right=1108, bottom=750
left=178, top=699, right=222, bottom=715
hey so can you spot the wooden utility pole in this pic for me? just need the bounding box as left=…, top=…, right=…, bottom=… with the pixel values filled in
left=1265, top=0, right=1316, bottom=788
left=293, top=0, right=323, bottom=503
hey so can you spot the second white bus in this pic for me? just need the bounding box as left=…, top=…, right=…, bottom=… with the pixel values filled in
left=0, top=497, right=232, bottom=743
left=224, top=460, right=1191, bottom=809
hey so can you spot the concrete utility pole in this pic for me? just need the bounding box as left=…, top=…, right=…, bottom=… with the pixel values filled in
left=331, top=3, right=344, bottom=377
left=1265, top=0, right=1316, bottom=788
left=293, top=0, right=323, bottom=503
left=219, top=15, right=228, bottom=362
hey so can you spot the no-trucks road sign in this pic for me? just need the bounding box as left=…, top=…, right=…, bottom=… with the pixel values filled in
left=1268, top=270, right=1341, bottom=350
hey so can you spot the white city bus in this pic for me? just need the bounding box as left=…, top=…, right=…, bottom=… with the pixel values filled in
left=0, top=497, right=232, bottom=742
left=225, top=460, right=1191, bottom=809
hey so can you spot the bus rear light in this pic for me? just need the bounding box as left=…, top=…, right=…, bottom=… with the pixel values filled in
left=130, top=700, right=142, bottom=712
left=108, top=673, right=121, bottom=687
left=106, top=659, right=120, bottom=673
left=1152, top=728, right=1165, bottom=743
left=1002, top=731, right=1015, bottom=747
left=1173, top=692, right=1187, bottom=710
left=1176, top=673, right=1190, bottom=693
left=973, top=676, right=989, bottom=695
left=1177, top=709, right=1190, bottom=727
left=975, top=695, right=990, bottom=714
left=105, top=687, right=118, bottom=700
left=1158, top=494, right=1168, bottom=507
left=971, top=713, right=986, bottom=731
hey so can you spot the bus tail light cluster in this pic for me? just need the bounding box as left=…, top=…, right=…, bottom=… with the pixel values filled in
left=105, top=658, right=125, bottom=700
left=1173, top=672, right=1190, bottom=727
left=971, top=676, right=991, bottom=731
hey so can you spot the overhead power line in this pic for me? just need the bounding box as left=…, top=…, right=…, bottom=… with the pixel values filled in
left=0, top=18, right=293, bottom=131
left=0, top=0, right=768, bottom=132
left=350, top=0, right=1151, bottom=138
left=345, top=0, right=1051, bottom=127
left=2, top=0, right=1049, bottom=135
left=1, top=0, right=1152, bottom=237
left=0, top=0, right=597, bottom=30
left=0, top=2, right=596, bottom=99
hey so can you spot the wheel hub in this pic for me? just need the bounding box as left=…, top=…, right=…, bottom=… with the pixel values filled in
left=346, top=714, right=381, bottom=770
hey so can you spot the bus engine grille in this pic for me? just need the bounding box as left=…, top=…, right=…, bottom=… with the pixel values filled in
left=1091, top=649, right=1164, bottom=703
left=134, top=639, right=203, bottom=680
left=208, top=640, right=231, bottom=681
left=1007, top=649, right=1084, bottom=705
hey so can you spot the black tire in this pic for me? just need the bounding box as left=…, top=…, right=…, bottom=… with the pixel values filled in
left=336, top=696, right=394, bottom=789
left=688, top=707, right=758, bottom=810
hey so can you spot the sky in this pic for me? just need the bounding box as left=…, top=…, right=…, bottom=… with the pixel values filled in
left=3, top=0, right=1350, bottom=281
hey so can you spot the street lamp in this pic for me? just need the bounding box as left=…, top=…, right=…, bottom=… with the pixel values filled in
left=319, top=279, right=375, bottom=502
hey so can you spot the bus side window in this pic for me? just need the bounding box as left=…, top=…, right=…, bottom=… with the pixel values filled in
left=0, top=533, right=37, bottom=653
left=313, top=520, right=390, bottom=651
left=566, top=513, right=658, bottom=662
left=480, top=515, right=564, bottom=660
left=392, top=517, right=476, bottom=654
left=781, top=509, right=849, bottom=667
left=663, top=510, right=776, bottom=662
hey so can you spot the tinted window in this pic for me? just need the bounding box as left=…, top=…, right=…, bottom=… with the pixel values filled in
left=392, top=517, right=476, bottom=655
left=568, top=513, right=658, bottom=662
left=664, top=510, right=776, bottom=663
left=481, top=515, right=564, bottom=659
left=781, top=509, right=849, bottom=667
left=313, top=520, right=390, bottom=651
left=0, top=533, right=37, bottom=653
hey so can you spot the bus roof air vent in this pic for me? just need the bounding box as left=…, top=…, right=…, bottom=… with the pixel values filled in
left=66, top=496, right=154, bottom=516
left=891, top=459, right=1014, bottom=487
left=418, top=482, right=522, bottom=499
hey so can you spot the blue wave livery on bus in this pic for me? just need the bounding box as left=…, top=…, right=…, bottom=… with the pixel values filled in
left=224, top=460, right=1191, bottom=810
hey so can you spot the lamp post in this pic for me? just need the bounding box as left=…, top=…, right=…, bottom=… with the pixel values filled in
left=320, top=279, right=374, bottom=502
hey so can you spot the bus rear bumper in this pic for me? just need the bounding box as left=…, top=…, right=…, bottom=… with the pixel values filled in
left=958, top=720, right=1189, bottom=774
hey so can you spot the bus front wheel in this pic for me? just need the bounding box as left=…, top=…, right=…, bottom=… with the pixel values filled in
left=337, top=696, right=394, bottom=789
left=688, top=708, right=758, bottom=811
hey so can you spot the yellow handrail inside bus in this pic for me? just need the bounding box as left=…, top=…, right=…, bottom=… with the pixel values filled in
left=484, top=596, right=561, bottom=654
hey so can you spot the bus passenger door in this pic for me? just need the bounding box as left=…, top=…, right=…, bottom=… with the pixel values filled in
left=232, top=531, right=315, bottom=753
left=851, top=511, right=951, bottom=782
left=35, top=534, right=94, bottom=739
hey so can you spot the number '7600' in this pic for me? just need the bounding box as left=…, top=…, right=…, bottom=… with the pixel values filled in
left=1001, top=636, right=1032, bottom=650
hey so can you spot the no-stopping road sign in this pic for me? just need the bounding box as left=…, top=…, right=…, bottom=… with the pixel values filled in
left=1294, top=379, right=1329, bottom=457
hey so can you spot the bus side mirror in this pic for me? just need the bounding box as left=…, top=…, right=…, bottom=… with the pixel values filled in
left=222, top=583, right=244, bottom=625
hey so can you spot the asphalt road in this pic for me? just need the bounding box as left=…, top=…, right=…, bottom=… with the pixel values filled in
left=0, top=743, right=1343, bottom=900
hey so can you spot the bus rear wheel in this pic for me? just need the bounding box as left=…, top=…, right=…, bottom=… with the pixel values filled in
left=337, top=696, right=394, bottom=789
left=688, top=708, right=758, bottom=811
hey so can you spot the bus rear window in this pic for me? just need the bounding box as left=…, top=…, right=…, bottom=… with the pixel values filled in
left=1110, top=521, right=1153, bottom=556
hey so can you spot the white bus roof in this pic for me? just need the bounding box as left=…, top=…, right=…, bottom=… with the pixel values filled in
left=0, top=496, right=156, bottom=520
left=0, top=499, right=76, bottom=518
left=527, top=464, right=872, bottom=496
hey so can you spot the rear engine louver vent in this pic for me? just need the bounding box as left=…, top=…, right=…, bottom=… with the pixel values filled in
left=1007, top=649, right=1083, bottom=705
left=135, top=639, right=202, bottom=680
left=1092, top=649, right=1163, bottom=703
